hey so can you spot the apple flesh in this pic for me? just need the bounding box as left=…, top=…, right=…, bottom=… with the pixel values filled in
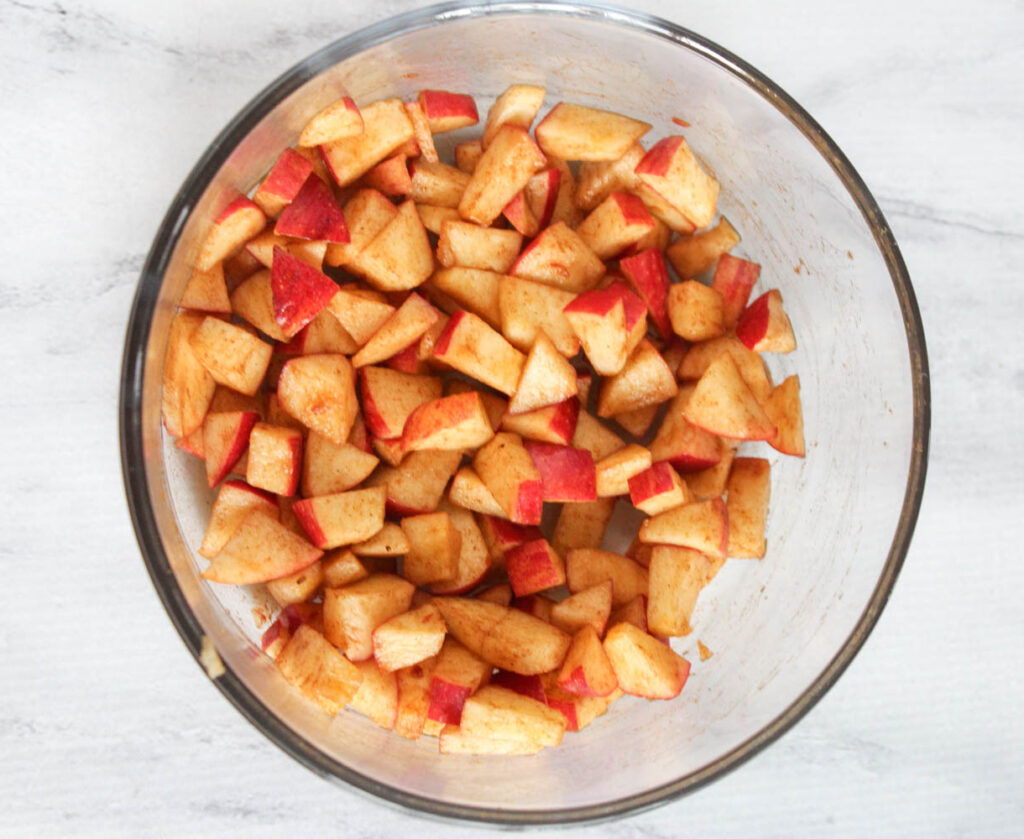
left=196, top=193, right=266, bottom=271
left=372, top=603, right=447, bottom=672
left=763, top=374, right=806, bottom=457
left=427, top=637, right=491, bottom=725
left=551, top=497, right=615, bottom=557
left=735, top=289, right=797, bottom=353
left=325, top=189, right=398, bottom=268
left=400, top=511, right=462, bottom=585
left=725, top=457, right=771, bottom=558
left=473, top=432, right=544, bottom=525
left=418, top=90, right=479, bottom=133
left=276, top=624, right=362, bottom=715
left=557, top=625, right=618, bottom=697
left=666, top=216, right=740, bottom=279
left=563, top=280, right=647, bottom=376
left=482, top=83, right=546, bottom=148
left=628, top=460, right=690, bottom=515
left=603, top=622, right=690, bottom=699
left=292, top=486, right=387, bottom=550
left=437, top=220, right=521, bottom=273
left=352, top=292, right=439, bottom=368
left=647, top=545, right=715, bottom=637
left=711, top=253, right=761, bottom=329
left=575, top=191, right=655, bottom=260
left=401, top=391, right=495, bottom=452
left=595, top=443, right=653, bottom=497
left=199, top=480, right=277, bottom=559
left=429, top=266, right=503, bottom=330
left=277, top=353, right=357, bottom=444
left=683, top=352, right=777, bottom=441
left=319, top=98, right=413, bottom=187
left=432, top=310, right=525, bottom=396
left=274, top=174, right=349, bottom=243
left=535, top=102, right=651, bottom=162
left=501, top=397, right=579, bottom=446
left=510, top=221, right=605, bottom=294
left=348, top=200, right=434, bottom=292
left=359, top=366, right=442, bottom=441
left=245, top=422, right=302, bottom=496
left=408, top=159, right=470, bottom=208
left=458, top=124, right=547, bottom=226
left=639, top=497, right=729, bottom=559
left=202, top=510, right=321, bottom=585
left=364, top=449, right=462, bottom=515
left=181, top=263, right=231, bottom=314
left=299, top=95, right=363, bottom=146
left=548, top=581, right=613, bottom=637
left=428, top=504, right=492, bottom=595
left=566, top=548, right=649, bottom=607
left=634, top=135, right=719, bottom=228
left=323, top=573, right=416, bottom=661
left=508, top=332, right=579, bottom=415
left=596, top=339, right=678, bottom=418
left=620, top=247, right=672, bottom=337
left=302, top=431, right=380, bottom=498
left=576, top=143, right=644, bottom=211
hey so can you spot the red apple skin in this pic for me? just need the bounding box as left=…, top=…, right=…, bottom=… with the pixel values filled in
left=283, top=434, right=303, bottom=496
left=531, top=169, right=562, bottom=228
left=563, top=280, right=646, bottom=331
left=270, top=247, right=339, bottom=336
left=206, top=411, right=259, bottom=488
left=512, top=479, right=544, bottom=525
left=545, top=398, right=581, bottom=444
left=489, top=670, right=546, bottom=703
left=559, top=665, right=604, bottom=698
left=545, top=695, right=579, bottom=732
left=259, top=149, right=314, bottom=201
left=430, top=309, right=464, bottom=357
left=627, top=461, right=675, bottom=506
left=427, top=678, right=473, bottom=724
left=401, top=391, right=487, bottom=450
left=274, top=174, right=350, bottom=243
left=291, top=499, right=327, bottom=547
left=385, top=343, right=424, bottom=375
left=524, top=442, right=597, bottom=502
left=224, top=478, right=277, bottom=506
left=216, top=194, right=261, bottom=224
left=612, top=192, right=654, bottom=226
left=712, top=254, right=761, bottom=327
left=358, top=372, right=389, bottom=440
left=735, top=290, right=771, bottom=348
left=418, top=90, right=479, bottom=130
left=620, top=248, right=672, bottom=337
left=260, top=618, right=285, bottom=652
left=483, top=516, right=544, bottom=551
left=506, top=539, right=564, bottom=596
left=634, top=136, right=685, bottom=177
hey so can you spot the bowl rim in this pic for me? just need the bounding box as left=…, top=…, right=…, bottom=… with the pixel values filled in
left=119, top=0, right=931, bottom=825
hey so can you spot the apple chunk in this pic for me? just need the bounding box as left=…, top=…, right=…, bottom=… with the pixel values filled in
left=458, top=124, right=547, bottom=225
left=510, top=221, right=605, bottom=293
left=711, top=253, right=761, bottom=329
left=596, top=339, right=678, bottom=418
left=196, top=194, right=266, bottom=271
left=575, top=192, right=655, bottom=260
left=189, top=317, right=272, bottom=397
left=269, top=247, right=339, bottom=338
left=302, top=431, right=380, bottom=497
left=373, top=603, right=447, bottom=672
left=523, top=441, right=597, bottom=502
left=253, top=148, right=315, bottom=217
left=274, top=175, right=349, bottom=243
left=292, top=486, right=386, bottom=549
left=359, top=366, right=442, bottom=441
left=535, top=102, right=651, bottom=161
left=418, top=90, right=479, bottom=133
left=459, top=685, right=566, bottom=750
left=634, top=136, right=719, bottom=228
left=505, top=539, right=566, bottom=597
left=400, top=511, right=461, bottom=585
left=349, top=201, right=434, bottom=293
left=558, top=625, right=618, bottom=697
left=482, top=83, right=546, bottom=147
left=666, top=217, right=740, bottom=279
left=646, top=545, right=714, bottom=637
left=668, top=280, right=726, bottom=342
left=735, top=289, right=797, bottom=353
left=202, top=510, right=321, bottom=584
left=427, top=638, right=491, bottom=725
left=603, top=622, right=690, bottom=699
left=299, top=95, right=363, bottom=146
left=498, top=275, right=579, bottom=358
left=163, top=312, right=216, bottom=437
left=565, top=548, right=649, bottom=607
left=548, top=581, right=613, bottom=637
left=763, top=374, right=806, bottom=457
left=319, top=98, right=413, bottom=186
left=628, top=461, right=690, bottom=515
left=474, top=432, right=543, bottom=525
left=199, top=480, right=277, bottom=559
left=245, top=422, right=302, bottom=496
left=432, top=310, right=525, bottom=397
left=620, top=247, right=672, bottom=337
left=683, top=352, right=776, bottom=441
left=277, top=353, right=357, bottom=444
left=564, top=280, right=647, bottom=376
left=639, top=498, right=729, bottom=559
left=323, top=573, right=416, bottom=661
left=725, top=457, right=771, bottom=558
left=508, top=332, right=579, bottom=415
left=276, top=624, right=362, bottom=715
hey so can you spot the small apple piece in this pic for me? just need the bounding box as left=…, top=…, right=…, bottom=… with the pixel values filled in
left=277, top=353, right=357, bottom=444
left=427, top=638, right=491, bottom=725
left=478, top=516, right=543, bottom=560
left=433, top=598, right=571, bottom=675
left=511, top=595, right=552, bottom=623
left=202, top=510, right=321, bottom=584
left=189, top=317, right=272, bottom=396
left=283, top=309, right=359, bottom=355
left=253, top=148, right=315, bottom=217
left=525, top=167, right=562, bottom=229
left=551, top=497, right=616, bottom=557
left=684, top=437, right=737, bottom=500
left=401, top=511, right=462, bottom=585
left=229, top=270, right=287, bottom=342
left=394, top=657, right=437, bottom=740
left=501, top=190, right=540, bottom=237
left=647, top=545, right=715, bottom=636
left=628, top=461, right=690, bottom=515
left=557, top=625, right=618, bottom=697
left=576, top=143, right=645, bottom=211
left=620, top=247, right=671, bottom=337
left=458, top=125, right=547, bottom=226
left=429, top=266, right=503, bottom=329
left=429, top=503, right=492, bottom=595
left=725, top=457, right=771, bottom=558
left=201, top=410, right=258, bottom=488
left=196, top=194, right=266, bottom=271
left=321, top=549, right=370, bottom=589
left=677, top=335, right=773, bottom=403
left=365, top=448, right=462, bottom=514
left=266, top=560, right=323, bottom=607
left=575, top=192, right=655, bottom=260
left=350, top=660, right=399, bottom=729
left=363, top=153, right=412, bottom=196
left=735, top=289, right=797, bottom=353
left=325, top=284, right=395, bottom=345
left=668, top=280, right=726, bottom=342
left=325, top=190, right=398, bottom=268
left=535, top=102, right=651, bottom=162
left=595, top=444, right=653, bottom=497
left=763, top=375, right=806, bottom=457
left=352, top=522, right=410, bottom=557
left=459, top=685, right=566, bottom=750
left=684, top=353, right=777, bottom=441
left=501, top=397, right=579, bottom=446
left=597, top=339, right=678, bottom=418
left=448, top=467, right=506, bottom=517
left=323, top=573, right=416, bottom=661
left=482, top=84, right=546, bottom=148
left=372, top=603, right=447, bottom=672
left=199, top=480, right=277, bottom=558
left=352, top=293, right=439, bottom=369
left=523, top=441, right=597, bottom=502
left=245, top=422, right=302, bottom=496
left=639, top=498, right=729, bottom=559
left=415, top=204, right=461, bottom=235
left=301, top=431, right=379, bottom=497
left=299, top=95, right=363, bottom=146
left=431, top=310, right=525, bottom=396
left=437, top=220, right=521, bottom=273
left=401, top=391, right=495, bottom=452
left=293, top=486, right=387, bottom=549
left=404, top=100, right=439, bottom=163
left=320, top=98, right=414, bottom=186
left=634, top=136, right=719, bottom=228
left=418, top=90, right=479, bottom=133
left=408, top=159, right=470, bottom=208
left=505, top=539, right=566, bottom=597
left=437, top=726, right=540, bottom=756
left=269, top=247, right=339, bottom=338
left=571, top=410, right=626, bottom=461
left=633, top=182, right=697, bottom=234
left=274, top=175, right=349, bottom=243
left=276, top=625, right=362, bottom=715
left=613, top=404, right=660, bottom=439
left=454, top=139, right=483, bottom=173
left=666, top=217, right=741, bottom=279
left=359, top=366, right=442, bottom=441
left=509, top=332, right=579, bottom=415
left=510, top=221, right=605, bottom=293
left=489, top=670, right=547, bottom=703
left=711, top=253, right=761, bottom=329
left=566, top=548, right=649, bottom=607
left=609, top=595, right=649, bottom=633
left=474, top=432, right=543, bottom=525
left=603, top=622, right=690, bottom=699
left=563, top=281, right=647, bottom=375
left=550, top=582, right=614, bottom=638
left=349, top=201, right=434, bottom=293
left=181, top=263, right=231, bottom=314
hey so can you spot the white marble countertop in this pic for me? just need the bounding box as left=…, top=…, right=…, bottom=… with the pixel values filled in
left=2, top=0, right=1021, bottom=835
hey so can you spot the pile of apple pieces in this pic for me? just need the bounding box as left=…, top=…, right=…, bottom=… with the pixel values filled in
left=162, top=84, right=805, bottom=756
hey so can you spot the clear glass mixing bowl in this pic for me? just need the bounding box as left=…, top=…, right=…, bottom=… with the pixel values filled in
left=120, top=0, right=930, bottom=824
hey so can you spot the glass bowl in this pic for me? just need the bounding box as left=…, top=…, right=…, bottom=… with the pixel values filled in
left=119, top=0, right=930, bottom=824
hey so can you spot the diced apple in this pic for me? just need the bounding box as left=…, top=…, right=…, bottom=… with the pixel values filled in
left=401, top=391, right=495, bottom=452
left=525, top=167, right=561, bottom=229
left=474, top=432, right=543, bottom=525
left=535, top=102, right=651, bottom=161
left=454, top=139, right=483, bottom=174
left=352, top=522, right=410, bottom=557
left=323, top=573, right=416, bottom=661
left=763, top=374, right=805, bottom=457
left=551, top=497, right=616, bottom=557
left=400, top=511, right=462, bottom=585
left=266, top=560, right=323, bottom=607
left=505, top=539, right=566, bottom=597
left=299, top=95, right=363, bottom=146
left=189, top=316, right=272, bottom=396
left=319, top=98, right=414, bottom=186
left=557, top=625, right=618, bottom=697
left=431, top=310, right=525, bottom=396
left=478, top=516, right=543, bottom=563
left=282, top=308, right=359, bottom=355
left=633, top=182, right=697, bottom=234
left=245, top=422, right=302, bottom=496
left=202, top=510, right=321, bottom=584
left=684, top=437, right=737, bottom=500
left=595, top=443, right=653, bottom=496
left=684, top=353, right=776, bottom=440
left=543, top=676, right=623, bottom=732
left=372, top=603, right=447, bottom=672
left=300, top=431, right=379, bottom=497
left=565, top=548, right=649, bottom=607
left=428, top=503, right=492, bottom=595
left=647, top=545, right=715, bottom=636
left=575, top=143, right=644, bottom=210
left=358, top=366, right=441, bottom=441
left=268, top=247, right=339, bottom=338
left=725, top=457, right=771, bottom=558
left=365, top=449, right=462, bottom=514
left=498, top=275, right=579, bottom=357
left=198, top=480, right=277, bottom=558
left=613, top=404, right=660, bottom=439
left=459, top=685, right=566, bottom=750
left=437, top=220, right=521, bottom=273
left=678, top=336, right=772, bottom=404
left=325, top=283, right=394, bottom=345
left=418, top=90, right=479, bottom=133
left=549, top=581, right=613, bottom=637
left=628, top=461, right=690, bottom=515
left=409, top=159, right=470, bottom=208
left=620, top=247, right=671, bottom=337
left=404, top=100, right=438, bottom=163
left=348, top=200, right=434, bottom=292
left=228, top=270, right=287, bottom=342
left=351, top=292, right=439, bottom=368
left=482, top=84, right=546, bottom=148
left=196, top=194, right=266, bottom=271
left=666, top=217, right=740, bottom=278
left=426, top=638, right=491, bottom=727
left=395, top=658, right=437, bottom=740
left=415, top=204, right=462, bottom=235
left=198, top=408, right=257, bottom=487
left=447, top=466, right=505, bottom=517
left=634, top=136, right=719, bottom=228
left=181, top=263, right=231, bottom=314
left=277, top=353, right=357, bottom=444
left=501, top=189, right=540, bottom=237
left=511, top=594, right=553, bottom=623
left=603, top=622, right=690, bottom=699
left=350, top=659, right=399, bottom=729
left=576, top=192, right=655, bottom=260
left=273, top=175, right=349, bottom=244
left=522, top=441, right=597, bottom=503
left=736, top=289, right=797, bottom=353
left=609, top=594, right=649, bottom=633
left=563, top=280, right=647, bottom=376
left=639, top=497, right=728, bottom=558
left=649, top=386, right=722, bottom=471
left=510, top=221, right=605, bottom=293
left=459, top=125, right=547, bottom=225
left=363, top=152, right=412, bottom=196
left=321, top=549, right=370, bottom=589
left=276, top=624, right=362, bottom=715
left=668, top=280, right=725, bottom=342
left=508, top=332, right=579, bottom=415
left=324, top=189, right=398, bottom=267
left=711, top=253, right=761, bottom=329
left=253, top=148, right=315, bottom=217
left=502, top=397, right=579, bottom=446
left=597, top=339, right=678, bottom=418
left=429, top=266, right=503, bottom=329
left=293, top=486, right=386, bottom=549
left=572, top=410, right=626, bottom=461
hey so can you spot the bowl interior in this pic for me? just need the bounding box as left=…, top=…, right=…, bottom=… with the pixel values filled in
left=127, top=2, right=924, bottom=821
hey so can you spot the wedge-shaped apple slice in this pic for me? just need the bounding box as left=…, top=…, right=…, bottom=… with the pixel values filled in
left=404, top=100, right=438, bottom=163
left=597, top=339, right=678, bottom=419
left=557, top=625, right=618, bottom=697
left=265, top=560, right=323, bottom=607
left=202, top=510, right=321, bottom=584
left=575, top=191, right=655, bottom=260
left=189, top=317, right=272, bottom=396
left=684, top=353, right=776, bottom=441
left=323, top=573, right=416, bottom=661
left=678, top=338, right=770, bottom=406
left=293, top=486, right=386, bottom=550
left=349, top=201, right=434, bottom=293
left=459, top=685, right=566, bottom=749
left=434, top=598, right=571, bottom=675
left=269, top=247, right=338, bottom=338
left=544, top=676, right=623, bottom=732
left=400, top=511, right=461, bottom=585
left=163, top=312, right=216, bottom=437
left=510, top=221, right=605, bottom=293
left=549, top=581, right=613, bottom=637
left=432, top=310, right=525, bottom=396
left=253, top=148, right=315, bottom=217
left=563, top=280, right=647, bottom=376
left=319, top=98, right=413, bottom=186
left=628, top=215, right=672, bottom=254
left=175, top=425, right=206, bottom=459
left=364, top=152, right=412, bottom=196
left=566, top=548, right=649, bottom=607
left=509, top=332, right=578, bottom=415
left=634, top=136, right=719, bottom=228
left=619, top=247, right=671, bottom=336
left=277, top=353, right=357, bottom=444
left=551, top=497, right=615, bottom=557
left=448, top=467, right=506, bottom=517
left=437, top=220, right=521, bottom=273
left=595, top=443, right=653, bottom=497
left=736, top=289, right=797, bottom=353
left=639, top=497, right=729, bottom=558
left=325, top=283, right=394, bottom=345
left=536, top=102, right=651, bottom=162
left=502, top=397, right=579, bottom=446
left=763, top=375, right=805, bottom=457
left=474, top=432, right=543, bottom=525
left=181, top=263, right=230, bottom=314
left=276, top=624, right=362, bottom=715
left=613, top=404, right=660, bottom=438
left=401, top=391, right=495, bottom=452
left=666, top=216, right=740, bottom=279
left=322, top=549, right=369, bottom=589
left=576, top=143, right=645, bottom=210
left=476, top=584, right=513, bottom=606
left=325, top=190, right=398, bottom=267
left=429, top=503, right=492, bottom=595
left=350, top=660, right=398, bottom=729
left=711, top=253, right=761, bottom=329
left=427, top=638, right=491, bottom=725
left=498, top=275, right=579, bottom=357
left=725, top=457, right=771, bottom=558
left=196, top=194, right=266, bottom=271
left=245, top=422, right=301, bottom=496
left=365, top=448, right=462, bottom=515
left=418, top=90, right=478, bottom=133
left=261, top=601, right=322, bottom=660
left=525, top=167, right=562, bottom=228
left=228, top=270, right=287, bottom=342
left=199, top=480, right=277, bottom=558
left=609, top=594, right=649, bottom=633
left=684, top=437, right=737, bottom=500
left=603, top=622, right=690, bottom=699
left=633, top=182, right=696, bottom=234
left=482, top=83, right=546, bottom=147
left=429, top=266, right=503, bottom=329
left=274, top=175, right=349, bottom=244
left=506, top=539, right=566, bottom=598
left=457, top=124, right=547, bottom=225
left=282, top=309, right=359, bottom=355
left=647, top=545, right=715, bottom=637
left=502, top=189, right=540, bottom=237
left=407, top=158, right=468, bottom=208
left=359, top=366, right=441, bottom=441
left=300, top=431, right=378, bottom=498
left=522, top=441, right=596, bottom=503
left=628, top=461, right=690, bottom=515
left=299, top=95, right=362, bottom=146
left=372, top=603, right=447, bottom=672
left=351, top=292, right=439, bottom=368
left=668, top=280, right=726, bottom=342
left=413, top=206, right=460, bottom=238
left=571, top=410, right=625, bottom=462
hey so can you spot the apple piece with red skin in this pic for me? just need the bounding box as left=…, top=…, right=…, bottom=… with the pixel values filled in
left=510, top=221, right=605, bottom=293
left=649, top=386, right=722, bottom=472
left=505, top=539, right=566, bottom=597
left=181, top=263, right=231, bottom=314
left=274, top=174, right=349, bottom=243
left=299, top=95, right=363, bottom=147
left=431, top=310, right=526, bottom=396
left=677, top=335, right=773, bottom=403
left=437, top=220, right=521, bottom=273
left=535, top=102, right=651, bottom=162
left=446, top=379, right=507, bottom=430
left=394, top=657, right=437, bottom=740
left=525, top=167, right=562, bottom=229
left=418, top=90, right=479, bottom=133
left=253, top=148, right=315, bottom=217
left=188, top=316, right=273, bottom=397
left=276, top=624, right=363, bottom=715
left=634, top=135, right=719, bottom=229
left=501, top=190, right=540, bottom=237
left=633, top=182, right=696, bottom=235
left=684, top=436, right=737, bottom=500
left=576, top=143, right=645, bottom=211
left=603, top=622, right=690, bottom=699
left=563, top=280, right=647, bottom=376
left=326, top=283, right=394, bottom=345
left=595, top=443, right=653, bottom=497
left=609, top=594, right=649, bottom=633
left=266, top=560, right=323, bottom=607
left=202, top=410, right=258, bottom=488
left=597, top=339, right=678, bottom=418
left=362, top=153, right=412, bottom=196
left=481, top=84, right=546, bottom=148
left=429, top=503, right=493, bottom=595
left=372, top=603, right=447, bottom=672
left=277, top=353, right=357, bottom=444
left=497, top=275, right=579, bottom=357
left=401, top=391, right=495, bottom=452
left=301, top=431, right=379, bottom=497
left=725, top=457, right=771, bottom=558
left=438, top=726, right=542, bottom=755
left=711, top=253, right=761, bottom=329
left=735, top=289, right=797, bottom=353
left=684, top=352, right=777, bottom=441
left=247, top=233, right=327, bottom=272
left=429, top=266, right=503, bottom=330
left=549, top=581, right=613, bottom=637
left=229, top=270, right=288, bottom=342
left=628, top=460, right=690, bottom=515
left=359, top=366, right=442, bottom=441
left=364, top=448, right=462, bottom=515
left=325, top=189, right=398, bottom=268
left=478, top=515, right=544, bottom=561
left=565, top=548, right=649, bottom=607
left=348, top=200, right=434, bottom=293
left=447, top=466, right=506, bottom=517
left=319, top=98, right=413, bottom=187
left=196, top=193, right=266, bottom=271
left=293, top=486, right=386, bottom=550
left=557, top=625, right=618, bottom=697
left=280, top=309, right=359, bottom=355
left=624, top=215, right=672, bottom=256
left=175, top=425, right=205, bottom=459
left=199, top=480, right=277, bottom=559
left=488, top=670, right=547, bottom=704
left=620, top=247, right=672, bottom=337
left=350, top=660, right=399, bottom=730
left=543, top=674, right=623, bottom=732
left=458, top=124, right=547, bottom=226
left=202, top=510, right=321, bottom=585
left=408, top=159, right=470, bottom=208
left=427, top=637, right=491, bottom=725
left=763, top=374, right=806, bottom=457
left=162, top=312, right=216, bottom=437
left=454, top=139, right=483, bottom=174
left=668, top=280, right=726, bottom=342
left=269, top=247, right=339, bottom=338
left=321, top=549, right=369, bottom=589
left=400, top=511, right=462, bottom=586
left=261, top=601, right=322, bottom=660
left=551, top=497, right=616, bottom=557
left=511, top=594, right=553, bottom=623
left=351, top=292, right=439, bottom=368
left=323, top=573, right=416, bottom=661
left=473, top=432, right=543, bottom=525
left=639, top=497, right=729, bottom=559
left=666, top=216, right=740, bottom=279
left=508, top=332, right=579, bottom=415
left=523, top=441, right=597, bottom=502
left=575, top=191, right=655, bottom=260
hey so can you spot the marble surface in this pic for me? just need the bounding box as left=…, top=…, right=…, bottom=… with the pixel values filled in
left=2, top=0, right=1021, bottom=835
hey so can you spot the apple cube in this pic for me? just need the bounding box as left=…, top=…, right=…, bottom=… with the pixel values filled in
left=429, top=266, right=503, bottom=329
left=575, top=192, right=655, bottom=260
left=478, top=516, right=543, bottom=562
left=299, top=95, right=363, bottom=146
left=609, top=595, right=649, bottom=633
left=459, top=685, right=566, bottom=750
left=245, top=422, right=302, bottom=496
left=319, top=98, right=413, bottom=186
left=276, top=625, right=362, bottom=715
left=639, top=497, right=729, bottom=558
left=505, top=539, right=566, bottom=597
left=301, top=431, right=379, bottom=497
left=418, top=90, right=479, bottom=133
left=325, top=283, right=394, bottom=345
left=350, top=659, right=399, bottom=729
left=189, top=317, right=272, bottom=397
left=634, top=136, right=719, bottom=228
left=438, top=726, right=541, bottom=756
left=535, top=102, right=651, bottom=161
left=633, top=182, right=697, bottom=234
left=474, top=432, right=543, bottom=525
left=647, top=387, right=719, bottom=473
left=401, top=391, right=495, bottom=452
left=498, top=275, right=579, bottom=357
left=647, top=545, right=716, bottom=637
left=400, top=511, right=462, bottom=585
left=566, top=548, right=649, bottom=607
left=458, top=124, right=546, bottom=225
left=668, top=280, right=726, bottom=342
left=432, top=310, right=525, bottom=396
left=711, top=253, right=761, bottom=329
left=277, top=353, right=357, bottom=443
left=202, top=510, right=321, bottom=584
left=595, top=443, right=653, bottom=497
left=510, top=221, right=605, bottom=293
left=323, top=573, right=416, bottom=661
left=359, top=366, right=441, bottom=441
left=448, top=466, right=506, bottom=517
left=551, top=497, right=615, bottom=557
left=603, top=622, right=690, bottom=699
left=324, top=189, right=398, bottom=268
left=200, top=409, right=257, bottom=488
left=415, top=205, right=461, bottom=236
left=502, top=397, right=579, bottom=446
left=348, top=200, right=434, bottom=292
left=628, top=461, right=690, bottom=515
left=666, top=216, right=740, bottom=278
left=363, top=152, right=412, bottom=196
left=763, top=374, right=805, bottom=457
left=736, top=289, right=797, bottom=353
left=576, top=143, right=645, bottom=210
left=501, top=189, right=540, bottom=237
left=253, top=148, right=316, bottom=217
left=196, top=194, right=266, bottom=271
left=508, top=332, right=578, bottom=415
left=522, top=441, right=597, bottom=503
left=549, top=582, right=613, bottom=638
left=725, top=457, right=771, bottom=558
left=293, top=486, right=386, bottom=549
left=428, top=503, right=492, bottom=595
left=571, top=410, right=626, bottom=461
left=684, top=352, right=776, bottom=441
left=525, top=167, right=562, bottom=229
left=454, top=139, right=483, bottom=173
left=321, top=549, right=370, bottom=589
left=619, top=247, right=671, bottom=337
left=684, top=437, right=737, bottom=500
left=394, top=658, right=437, bottom=740
left=437, top=220, right=521, bottom=273
left=352, top=522, right=410, bottom=557
left=612, top=404, right=660, bottom=439
left=557, top=625, right=618, bottom=697
left=365, top=448, right=462, bottom=514
left=372, top=603, right=447, bottom=672
left=481, top=83, right=546, bottom=147
left=404, top=100, right=439, bottom=163
left=181, top=263, right=231, bottom=314
left=282, top=309, right=360, bottom=355
left=427, top=638, right=491, bottom=725
left=268, top=247, right=339, bottom=338
left=228, top=270, right=287, bottom=342
left=199, top=480, right=277, bottom=558
left=563, top=280, right=647, bottom=376
left=408, top=159, right=470, bottom=208
left=351, top=292, right=439, bottom=368
left=543, top=676, right=623, bottom=732
left=273, top=174, right=349, bottom=243
left=597, top=339, right=678, bottom=418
